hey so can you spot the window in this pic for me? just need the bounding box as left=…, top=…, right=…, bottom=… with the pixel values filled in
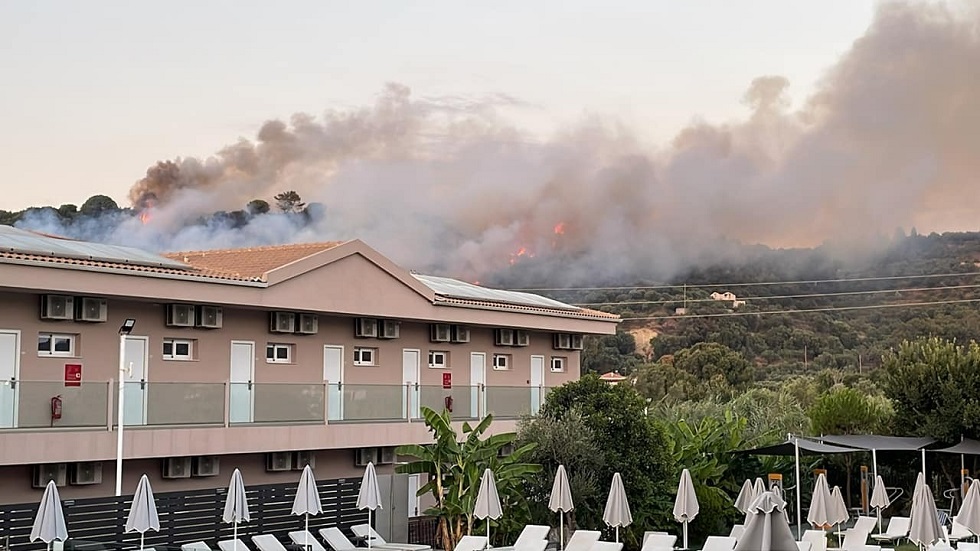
left=551, top=356, right=566, bottom=373
left=163, top=338, right=195, bottom=361
left=492, top=354, right=511, bottom=370
left=266, top=343, right=293, bottom=364
left=354, top=347, right=377, bottom=366
left=38, top=333, right=75, bottom=356
left=428, top=351, right=448, bottom=368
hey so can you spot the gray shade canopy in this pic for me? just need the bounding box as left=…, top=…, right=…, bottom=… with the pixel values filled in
left=819, top=435, right=936, bottom=451
left=125, top=474, right=161, bottom=541
left=30, top=480, right=68, bottom=545
left=735, top=480, right=756, bottom=513
left=806, top=473, right=834, bottom=529
left=223, top=469, right=251, bottom=524
left=736, top=438, right=856, bottom=456
left=933, top=438, right=980, bottom=455
left=474, top=469, right=503, bottom=520
left=957, top=480, right=980, bottom=536
left=603, top=472, right=633, bottom=528
left=735, top=492, right=798, bottom=551
left=909, top=473, right=943, bottom=547
left=292, top=465, right=324, bottom=516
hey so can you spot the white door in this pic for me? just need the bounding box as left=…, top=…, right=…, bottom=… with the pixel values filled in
left=470, top=352, right=486, bottom=418
left=323, top=345, right=344, bottom=421
left=530, top=355, right=545, bottom=415
left=402, top=349, right=420, bottom=419
left=123, top=336, right=149, bottom=426
left=408, top=474, right=421, bottom=517
left=0, top=331, right=20, bottom=428
left=229, top=341, right=255, bottom=423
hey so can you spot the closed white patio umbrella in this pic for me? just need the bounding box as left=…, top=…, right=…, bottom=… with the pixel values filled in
left=673, top=469, right=699, bottom=550
left=474, top=468, right=503, bottom=547
left=830, top=486, right=849, bottom=546
left=31, top=480, right=68, bottom=551
left=292, top=465, right=323, bottom=551
left=603, top=472, right=633, bottom=544
left=357, top=462, right=383, bottom=549
left=870, top=475, right=891, bottom=534
left=958, top=479, right=980, bottom=536
left=909, top=473, right=943, bottom=548
left=125, top=474, right=160, bottom=551
left=735, top=491, right=797, bottom=551
left=807, top=473, right=834, bottom=530
left=223, top=469, right=251, bottom=551
left=549, top=465, right=574, bottom=550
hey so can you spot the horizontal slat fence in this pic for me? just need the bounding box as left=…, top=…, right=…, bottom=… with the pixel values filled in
left=0, top=478, right=364, bottom=551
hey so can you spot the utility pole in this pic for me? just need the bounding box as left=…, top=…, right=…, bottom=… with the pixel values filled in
left=803, top=344, right=808, bottom=370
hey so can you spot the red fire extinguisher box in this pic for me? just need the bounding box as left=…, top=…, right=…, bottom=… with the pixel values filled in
left=64, top=363, right=82, bottom=387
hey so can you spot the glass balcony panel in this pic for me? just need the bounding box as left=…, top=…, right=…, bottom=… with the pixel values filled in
left=485, top=386, right=534, bottom=419
left=334, top=384, right=406, bottom=422
left=252, top=383, right=325, bottom=424
left=13, top=381, right=109, bottom=429
left=145, top=382, right=225, bottom=426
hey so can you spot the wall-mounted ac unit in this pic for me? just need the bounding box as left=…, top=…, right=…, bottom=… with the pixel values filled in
left=570, top=334, right=584, bottom=350
left=355, top=448, right=378, bottom=467
left=553, top=333, right=572, bottom=350
left=270, top=312, right=295, bottom=333
left=197, top=306, right=223, bottom=329
left=166, top=304, right=196, bottom=327
left=76, top=297, right=107, bottom=323
left=296, top=314, right=318, bottom=335
left=430, top=324, right=451, bottom=343
left=293, top=451, right=315, bottom=470
left=379, top=320, right=400, bottom=339
left=498, top=443, right=516, bottom=458
left=33, top=463, right=68, bottom=488
left=266, top=452, right=293, bottom=472
left=515, top=330, right=530, bottom=347
left=41, top=295, right=74, bottom=321
left=162, top=457, right=192, bottom=479
left=451, top=325, right=470, bottom=343
left=494, top=329, right=515, bottom=346
left=192, top=456, right=220, bottom=477
left=69, top=461, right=103, bottom=485
left=379, top=447, right=396, bottom=465
left=354, top=318, right=378, bottom=338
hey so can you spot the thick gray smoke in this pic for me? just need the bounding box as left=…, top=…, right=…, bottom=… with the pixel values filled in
left=17, top=1, right=980, bottom=284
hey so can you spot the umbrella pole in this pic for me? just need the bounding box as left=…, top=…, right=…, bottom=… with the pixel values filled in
left=683, top=521, right=688, bottom=550
left=560, top=513, right=565, bottom=551
left=795, top=437, right=803, bottom=540
left=305, top=514, right=310, bottom=551
left=368, top=509, right=373, bottom=549
left=488, top=519, right=492, bottom=549
left=615, top=526, right=619, bottom=544
left=234, top=523, right=238, bottom=551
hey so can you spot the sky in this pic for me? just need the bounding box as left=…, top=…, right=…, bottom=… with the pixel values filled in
left=0, top=0, right=878, bottom=211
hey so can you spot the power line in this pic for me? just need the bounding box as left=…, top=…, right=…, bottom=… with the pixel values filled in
left=620, top=297, right=980, bottom=321
left=573, top=283, right=980, bottom=307
left=514, top=270, right=980, bottom=293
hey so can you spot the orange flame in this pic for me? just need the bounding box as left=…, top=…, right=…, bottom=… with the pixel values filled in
left=554, top=222, right=566, bottom=235
left=139, top=210, right=152, bottom=224
left=509, top=246, right=535, bottom=265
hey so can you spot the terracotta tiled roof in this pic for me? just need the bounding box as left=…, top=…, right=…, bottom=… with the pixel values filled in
left=0, top=250, right=256, bottom=281
left=163, top=242, right=344, bottom=282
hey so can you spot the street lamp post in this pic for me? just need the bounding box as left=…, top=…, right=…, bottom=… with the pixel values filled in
left=115, top=318, right=136, bottom=497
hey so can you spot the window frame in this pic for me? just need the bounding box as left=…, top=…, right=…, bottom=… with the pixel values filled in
left=38, top=333, right=76, bottom=357
left=551, top=356, right=567, bottom=373
left=265, top=343, right=293, bottom=364
left=492, top=353, right=511, bottom=370
left=162, top=338, right=195, bottom=361
left=353, top=347, right=377, bottom=367
left=428, top=350, right=449, bottom=369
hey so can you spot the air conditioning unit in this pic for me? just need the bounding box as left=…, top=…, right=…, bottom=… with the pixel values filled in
left=41, top=295, right=74, bottom=321
left=192, top=456, right=220, bottom=477
left=379, top=320, right=400, bottom=339
left=270, top=312, right=295, bottom=333
left=196, top=306, right=223, bottom=329
left=430, top=324, right=451, bottom=343
left=570, top=334, right=584, bottom=350
left=293, top=451, right=315, bottom=470
left=515, top=330, right=530, bottom=347
left=69, top=461, right=103, bottom=485
left=162, top=457, right=192, bottom=479
left=498, top=443, right=516, bottom=458
left=451, top=325, right=470, bottom=343
left=296, top=314, right=318, bottom=335
left=553, top=333, right=572, bottom=350
left=354, top=448, right=378, bottom=467
left=166, top=304, right=196, bottom=327
left=495, top=329, right=515, bottom=347
left=33, top=463, right=68, bottom=488
left=266, top=452, right=293, bottom=472
left=76, top=297, right=107, bottom=322
left=354, top=318, right=378, bottom=338
left=379, top=447, right=395, bottom=465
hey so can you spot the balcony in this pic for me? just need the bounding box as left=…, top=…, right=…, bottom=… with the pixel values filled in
left=0, top=380, right=552, bottom=430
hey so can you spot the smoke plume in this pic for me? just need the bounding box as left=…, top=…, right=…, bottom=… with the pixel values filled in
left=17, top=1, right=980, bottom=284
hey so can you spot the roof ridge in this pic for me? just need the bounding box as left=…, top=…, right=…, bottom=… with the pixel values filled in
left=163, top=241, right=344, bottom=257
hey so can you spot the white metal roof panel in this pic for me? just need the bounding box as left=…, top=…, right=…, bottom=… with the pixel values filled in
left=413, top=274, right=579, bottom=311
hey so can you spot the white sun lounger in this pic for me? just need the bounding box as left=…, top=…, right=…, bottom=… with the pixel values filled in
left=454, top=536, right=488, bottom=551
left=802, top=530, right=829, bottom=551
left=320, top=528, right=362, bottom=551
left=350, top=524, right=432, bottom=551
left=289, top=531, right=328, bottom=551
left=182, top=543, right=213, bottom=551
left=870, top=517, right=910, bottom=545
left=218, top=540, right=252, bottom=551
left=592, top=543, right=624, bottom=551
left=852, top=518, right=878, bottom=537
left=566, top=531, right=602, bottom=551
left=640, top=533, right=677, bottom=551
left=701, top=536, right=737, bottom=551
left=253, top=535, right=292, bottom=551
